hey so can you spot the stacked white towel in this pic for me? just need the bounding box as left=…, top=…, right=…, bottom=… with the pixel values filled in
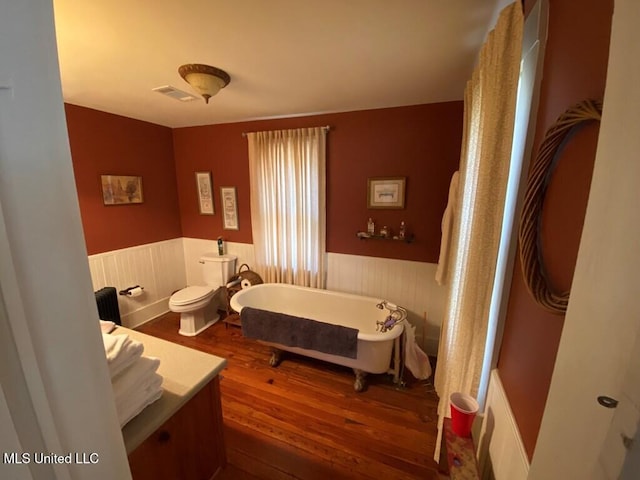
left=102, top=333, right=163, bottom=427
left=102, top=333, right=144, bottom=378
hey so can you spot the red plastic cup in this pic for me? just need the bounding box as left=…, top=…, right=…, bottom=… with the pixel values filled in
left=450, top=392, right=479, bottom=437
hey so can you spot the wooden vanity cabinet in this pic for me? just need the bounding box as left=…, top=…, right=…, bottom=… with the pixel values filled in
left=128, top=377, right=226, bottom=480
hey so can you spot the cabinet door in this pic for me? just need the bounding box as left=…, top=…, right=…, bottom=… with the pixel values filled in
left=128, top=377, right=226, bottom=479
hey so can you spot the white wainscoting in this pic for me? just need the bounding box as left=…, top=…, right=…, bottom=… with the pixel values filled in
left=327, top=253, right=445, bottom=355
left=87, top=238, right=186, bottom=329
left=182, top=241, right=444, bottom=354
left=182, top=241, right=444, bottom=353
left=476, top=369, right=530, bottom=480
left=104, top=238, right=445, bottom=352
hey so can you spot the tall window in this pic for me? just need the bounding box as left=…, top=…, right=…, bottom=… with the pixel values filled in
left=247, top=127, right=327, bottom=288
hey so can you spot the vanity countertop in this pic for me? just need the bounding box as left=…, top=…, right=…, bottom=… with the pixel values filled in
left=115, top=326, right=227, bottom=453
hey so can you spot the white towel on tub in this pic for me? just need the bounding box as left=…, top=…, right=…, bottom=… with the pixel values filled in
left=404, top=323, right=432, bottom=379
left=435, top=171, right=460, bottom=286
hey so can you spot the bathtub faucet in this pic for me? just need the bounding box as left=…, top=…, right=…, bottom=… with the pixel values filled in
left=375, top=300, right=407, bottom=332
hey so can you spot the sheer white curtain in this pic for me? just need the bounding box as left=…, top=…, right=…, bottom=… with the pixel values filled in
left=433, top=2, right=523, bottom=458
left=247, top=127, right=327, bottom=288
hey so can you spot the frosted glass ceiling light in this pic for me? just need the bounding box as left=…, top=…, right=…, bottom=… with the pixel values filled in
left=178, top=64, right=231, bottom=104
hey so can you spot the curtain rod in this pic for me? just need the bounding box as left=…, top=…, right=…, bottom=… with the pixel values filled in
left=241, top=125, right=331, bottom=137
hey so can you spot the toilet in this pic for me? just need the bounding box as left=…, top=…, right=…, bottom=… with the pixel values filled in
left=169, top=253, right=237, bottom=336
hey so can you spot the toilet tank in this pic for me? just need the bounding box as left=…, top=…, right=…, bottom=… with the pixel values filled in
left=200, top=253, right=237, bottom=287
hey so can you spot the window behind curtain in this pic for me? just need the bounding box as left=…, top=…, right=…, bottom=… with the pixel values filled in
left=247, top=127, right=327, bottom=288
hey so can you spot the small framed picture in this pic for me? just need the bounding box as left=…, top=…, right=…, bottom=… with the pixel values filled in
left=367, top=177, right=406, bottom=209
left=195, top=172, right=214, bottom=215
left=220, top=186, right=239, bottom=230
left=101, top=175, right=143, bottom=205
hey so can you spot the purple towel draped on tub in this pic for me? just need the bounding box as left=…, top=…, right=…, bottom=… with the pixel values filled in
left=241, top=307, right=359, bottom=359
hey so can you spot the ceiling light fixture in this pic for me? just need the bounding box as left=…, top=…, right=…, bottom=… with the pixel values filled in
left=178, top=64, right=231, bottom=104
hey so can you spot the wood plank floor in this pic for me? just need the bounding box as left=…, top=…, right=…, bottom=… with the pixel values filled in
left=137, top=312, right=442, bottom=479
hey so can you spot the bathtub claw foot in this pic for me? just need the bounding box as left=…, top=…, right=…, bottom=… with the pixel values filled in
left=269, top=348, right=283, bottom=367
left=353, top=369, right=367, bottom=392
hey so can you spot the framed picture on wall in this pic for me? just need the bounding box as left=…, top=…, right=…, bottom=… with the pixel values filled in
left=101, top=175, right=143, bottom=205
left=195, top=171, right=214, bottom=215
left=220, top=186, right=239, bottom=230
left=367, top=177, right=406, bottom=209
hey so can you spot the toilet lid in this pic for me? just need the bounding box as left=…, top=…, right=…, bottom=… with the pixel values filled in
left=170, top=286, right=214, bottom=306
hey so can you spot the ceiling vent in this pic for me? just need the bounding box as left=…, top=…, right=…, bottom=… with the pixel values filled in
left=152, top=85, right=198, bottom=102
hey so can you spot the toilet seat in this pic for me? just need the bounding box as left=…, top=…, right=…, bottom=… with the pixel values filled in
left=170, top=286, right=214, bottom=307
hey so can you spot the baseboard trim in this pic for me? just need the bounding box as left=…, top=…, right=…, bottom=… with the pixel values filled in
left=122, top=297, right=170, bottom=329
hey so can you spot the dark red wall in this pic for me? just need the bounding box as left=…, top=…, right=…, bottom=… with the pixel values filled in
left=497, top=0, right=613, bottom=460
left=65, top=104, right=182, bottom=255
left=67, top=102, right=462, bottom=261
left=173, top=102, right=463, bottom=262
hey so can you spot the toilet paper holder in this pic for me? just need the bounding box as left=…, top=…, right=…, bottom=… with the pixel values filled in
left=119, top=285, right=144, bottom=296
left=227, top=264, right=263, bottom=290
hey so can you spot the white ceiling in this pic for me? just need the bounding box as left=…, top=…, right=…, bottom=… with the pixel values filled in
left=53, top=0, right=509, bottom=128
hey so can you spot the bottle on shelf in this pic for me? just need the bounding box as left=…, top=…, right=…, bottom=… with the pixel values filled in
left=399, top=221, right=406, bottom=240
left=367, top=217, right=375, bottom=235
left=380, top=225, right=389, bottom=238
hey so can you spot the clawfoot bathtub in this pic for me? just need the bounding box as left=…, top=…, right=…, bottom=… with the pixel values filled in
left=230, top=283, right=403, bottom=391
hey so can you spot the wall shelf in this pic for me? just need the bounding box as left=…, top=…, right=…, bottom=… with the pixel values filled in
left=356, top=232, right=414, bottom=244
